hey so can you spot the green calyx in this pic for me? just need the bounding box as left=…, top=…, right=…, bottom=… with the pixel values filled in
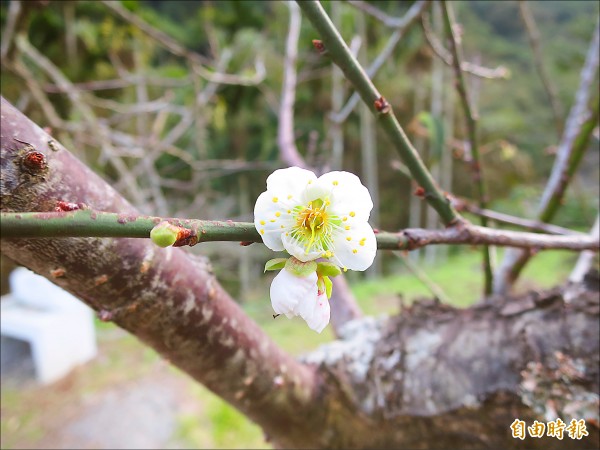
left=284, top=256, right=317, bottom=277
left=150, top=221, right=178, bottom=247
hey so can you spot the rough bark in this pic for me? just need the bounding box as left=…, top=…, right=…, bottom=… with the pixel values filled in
left=1, top=98, right=599, bottom=449
left=303, top=278, right=599, bottom=449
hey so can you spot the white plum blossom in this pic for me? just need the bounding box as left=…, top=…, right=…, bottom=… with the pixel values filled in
left=254, top=167, right=377, bottom=270
left=255, top=167, right=377, bottom=333
left=270, top=268, right=330, bottom=333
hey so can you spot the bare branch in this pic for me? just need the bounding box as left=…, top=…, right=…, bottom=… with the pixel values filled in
left=278, top=1, right=309, bottom=169
left=43, top=75, right=191, bottom=93
left=299, top=0, right=461, bottom=226
left=330, top=0, right=430, bottom=123
left=0, top=0, right=22, bottom=60
left=441, top=1, right=493, bottom=294
left=383, top=223, right=599, bottom=252
left=538, top=22, right=599, bottom=219
left=495, top=20, right=600, bottom=294
left=101, top=0, right=265, bottom=86
left=421, top=11, right=510, bottom=80
left=570, top=215, right=600, bottom=283
left=518, top=1, right=563, bottom=136
left=347, top=0, right=429, bottom=29
left=451, top=196, right=585, bottom=236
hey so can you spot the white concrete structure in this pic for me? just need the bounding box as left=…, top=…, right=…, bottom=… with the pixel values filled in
left=1, top=268, right=97, bottom=384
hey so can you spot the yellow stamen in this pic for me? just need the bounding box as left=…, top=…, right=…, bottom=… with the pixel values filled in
left=275, top=212, right=281, bottom=217
left=260, top=220, right=265, bottom=225
left=349, top=211, right=355, bottom=217
left=346, top=236, right=352, bottom=241
left=352, top=249, right=358, bottom=254
left=260, top=229, right=265, bottom=235
left=272, top=197, right=278, bottom=203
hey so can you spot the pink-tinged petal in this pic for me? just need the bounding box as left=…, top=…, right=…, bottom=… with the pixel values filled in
left=297, top=290, right=330, bottom=333
left=331, top=221, right=377, bottom=271
left=270, top=269, right=318, bottom=319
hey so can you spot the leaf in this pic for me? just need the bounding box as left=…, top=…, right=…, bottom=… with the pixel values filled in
left=264, top=258, right=287, bottom=272
left=317, top=262, right=342, bottom=278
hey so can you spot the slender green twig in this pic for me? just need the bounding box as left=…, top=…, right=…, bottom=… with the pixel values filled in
left=1, top=211, right=597, bottom=252
left=441, top=1, right=493, bottom=295
left=297, top=0, right=461, bottom=227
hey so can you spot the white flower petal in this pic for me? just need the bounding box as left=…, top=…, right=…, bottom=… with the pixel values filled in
left=266, top=167, right=317, bottom=200
left=331, top=221, right=377, bottom=271
left=281, top=232, right=323, bottom=262
left=270, top=269, right=318, bottom=319
left=254, top=191, right=296, bottom=251
left=297, top=290, right=330, bottom=333
left=318, top=171, right=373, bottom=221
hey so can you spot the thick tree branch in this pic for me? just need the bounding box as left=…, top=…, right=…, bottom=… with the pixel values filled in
left=298, top=0, right=461, bottom=226
left=441, top=1, right=493, bottom=295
